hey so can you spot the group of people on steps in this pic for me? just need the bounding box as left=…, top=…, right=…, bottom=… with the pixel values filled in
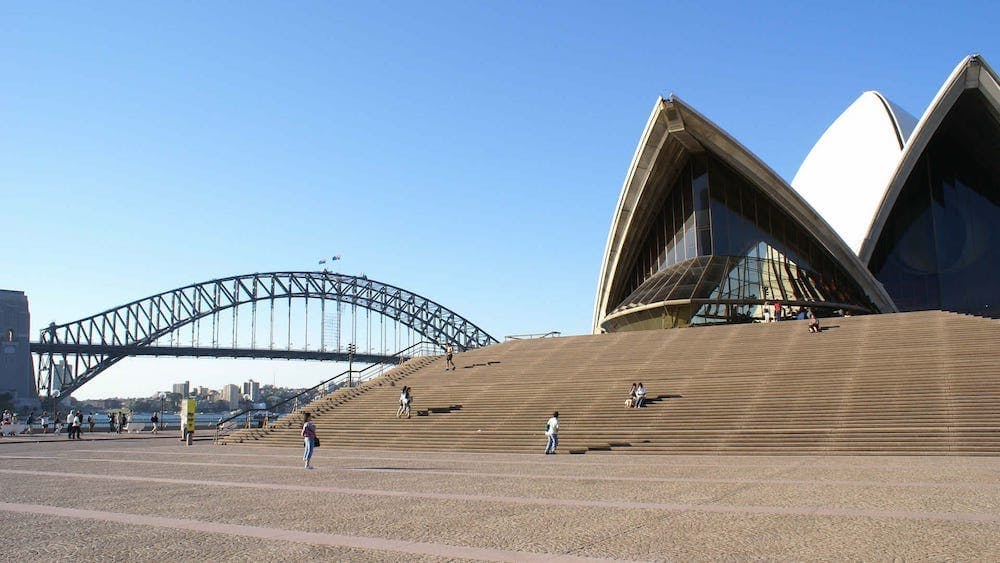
left=298, top=345, right=662, bottom=463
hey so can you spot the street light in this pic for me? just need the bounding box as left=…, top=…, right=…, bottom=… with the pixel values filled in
left=347, top=343, right=356, bottom=387
left=243, top=393, right=252, bottom=428
left=157, top=392, right=166, bottom=431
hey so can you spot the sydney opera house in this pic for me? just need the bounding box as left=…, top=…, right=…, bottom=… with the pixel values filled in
left=594, top=55, right=999, bottom=333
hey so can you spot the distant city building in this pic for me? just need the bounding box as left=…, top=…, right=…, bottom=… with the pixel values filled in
left=222, top=384, right=241, bottom=409
left=242, top=379, right=260, bottom=402
left=172, top=381, right=190, bottom=398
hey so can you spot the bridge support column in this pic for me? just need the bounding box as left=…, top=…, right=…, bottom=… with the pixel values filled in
left=0, top=290, right=39, bottom=412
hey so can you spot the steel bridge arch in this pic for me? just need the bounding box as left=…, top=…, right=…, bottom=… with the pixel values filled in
left=36, top=271, right=497, bottom=397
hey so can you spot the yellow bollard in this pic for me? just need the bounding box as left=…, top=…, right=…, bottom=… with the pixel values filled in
left=180, top=399, right=196, bottom=446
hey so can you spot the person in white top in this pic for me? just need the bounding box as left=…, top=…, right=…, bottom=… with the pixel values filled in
left=634, top=383, right=647, bottom=408
left=397, top=386, right=411, bottom=419
left=544, top=411, right=559, bottom=454
left=70, top=411, right=82, bottom=440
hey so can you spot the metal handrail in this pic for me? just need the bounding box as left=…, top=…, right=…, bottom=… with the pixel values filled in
left=213, top=341, right=441, bottom=442
left=504, top=331, right=561, bottom=341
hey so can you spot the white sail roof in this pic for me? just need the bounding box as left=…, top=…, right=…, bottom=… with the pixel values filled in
left=791, top=91, right=917, bottom=254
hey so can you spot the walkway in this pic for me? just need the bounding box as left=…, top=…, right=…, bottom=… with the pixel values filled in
left=0, top=440, right=997, bottom=560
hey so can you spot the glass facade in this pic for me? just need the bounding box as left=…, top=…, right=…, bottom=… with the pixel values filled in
left=868, top=90, right=1000, bottom=315
left=625, top=159, right=708, bottom=291
left=605, top=154, right=878, bottom=331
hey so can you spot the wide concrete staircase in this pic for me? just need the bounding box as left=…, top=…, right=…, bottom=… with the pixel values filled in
left=219, top=355, right=437, bottom=445
left=225, top=311, right=1000, bottom=455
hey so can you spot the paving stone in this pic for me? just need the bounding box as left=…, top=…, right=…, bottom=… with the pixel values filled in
left=0, top=439, right=997, bottom=560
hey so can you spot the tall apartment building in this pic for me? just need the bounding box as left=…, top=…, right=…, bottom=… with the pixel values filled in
left=222, top=384, right=242, bottom=409
left=242, top=379, right=260, bottom=402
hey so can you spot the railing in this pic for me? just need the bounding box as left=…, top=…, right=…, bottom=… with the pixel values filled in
left=213, top=340, right=441, bottom=442
left=504, top=331, right=561, bottom=341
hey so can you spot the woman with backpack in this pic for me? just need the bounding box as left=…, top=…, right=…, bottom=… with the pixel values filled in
left=301, top=412, right=317, bottom=470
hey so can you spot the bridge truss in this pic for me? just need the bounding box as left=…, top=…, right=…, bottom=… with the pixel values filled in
left=34, top=271, right=497, bottom=397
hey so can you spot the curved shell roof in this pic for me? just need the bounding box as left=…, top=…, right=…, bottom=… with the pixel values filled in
left=593, top=97, right=898, bottom=333
left=791, top=91, right=917, bottom=254
left=859, top=54, right=1000, bottom=265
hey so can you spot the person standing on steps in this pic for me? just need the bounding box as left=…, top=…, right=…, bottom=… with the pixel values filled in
left=544, top=411, right=559, bottom=454
left=445, top=344, right=456, bottom=371
left=301, top=412, right=317, bottom=469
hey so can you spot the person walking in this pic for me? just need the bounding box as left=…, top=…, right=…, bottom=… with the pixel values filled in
left=71, top=410, right=83, bottom=440
left=66, top=411, right=83, bottom=440
left=445, top=344, right=456, bottom=371
left=87, top=413, right=95, bottom=432
left=301, top=412, right=317, bottom=469
left=543, top=411, right=559, bottom=455
left=150, top=412, right=159, bottom=434
left=397, top=387, right=412, bottom=419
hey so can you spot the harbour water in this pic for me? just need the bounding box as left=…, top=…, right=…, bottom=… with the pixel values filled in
left=65, top=412, right=268, bottom=431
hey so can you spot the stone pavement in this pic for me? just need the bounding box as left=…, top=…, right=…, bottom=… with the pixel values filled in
left=0, top=439, right=997, bottom=561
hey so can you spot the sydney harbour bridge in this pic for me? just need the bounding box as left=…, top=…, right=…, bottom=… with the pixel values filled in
left=25, top=271, right=496, bottom=399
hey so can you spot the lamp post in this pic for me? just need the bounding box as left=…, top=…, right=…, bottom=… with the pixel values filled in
left=51, top=390, right=60, bottom=423
left=347, top=343, right=356, bottom=387
left=243, top=393, right=251, bottom=428
left=157, top=392, right=166, bottom=431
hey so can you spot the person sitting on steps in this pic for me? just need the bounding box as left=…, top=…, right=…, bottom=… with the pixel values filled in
left=807, top=308, right=821, bottom=333
left=625, top=383, right=637, bottom=408
left=634, top=382, right=647, bottom=408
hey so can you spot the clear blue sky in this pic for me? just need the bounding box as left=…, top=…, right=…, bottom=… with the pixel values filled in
left=2, top=1, right=996, bottom=399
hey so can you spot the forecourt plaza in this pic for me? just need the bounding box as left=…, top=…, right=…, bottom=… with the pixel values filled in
left=0, top=436, right=998, bottom=560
